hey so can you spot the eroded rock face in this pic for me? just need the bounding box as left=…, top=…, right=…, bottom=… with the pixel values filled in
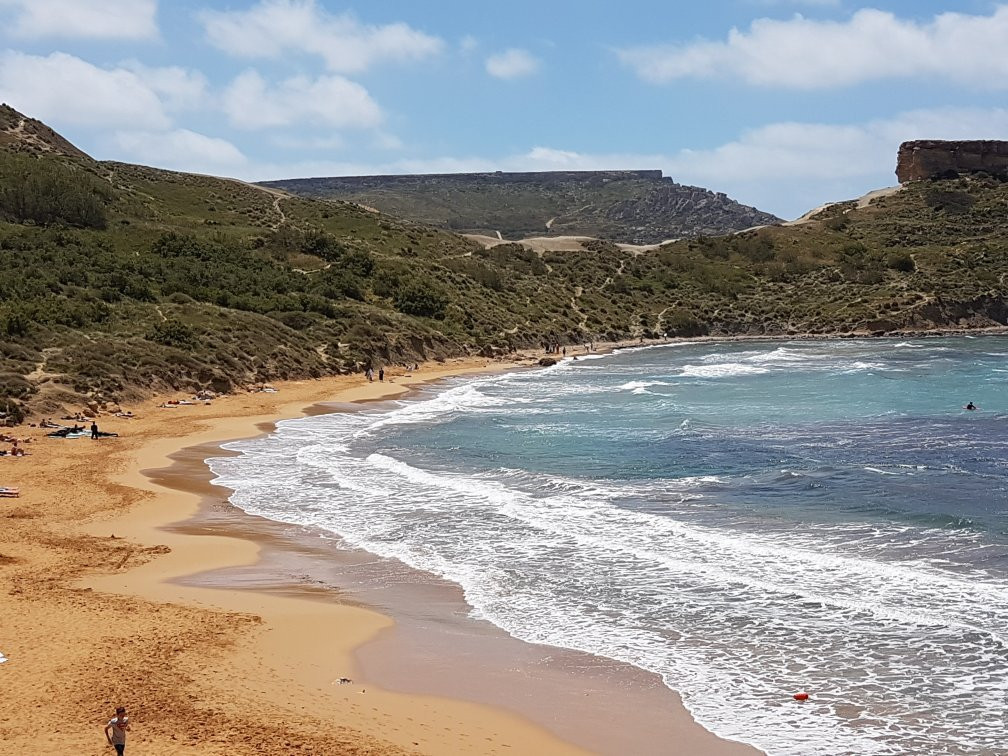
left=896, top=140, right=1008, bottom=182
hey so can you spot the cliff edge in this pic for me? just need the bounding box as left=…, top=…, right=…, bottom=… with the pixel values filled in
left=896, top=140, right=1008, bottom=182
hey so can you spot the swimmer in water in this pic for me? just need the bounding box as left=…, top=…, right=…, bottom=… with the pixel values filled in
left=965, top=402, right=977, bottom=411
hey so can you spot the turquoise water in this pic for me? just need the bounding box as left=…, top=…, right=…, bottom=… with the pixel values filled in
left=209, top=337, right=1008, bottom=755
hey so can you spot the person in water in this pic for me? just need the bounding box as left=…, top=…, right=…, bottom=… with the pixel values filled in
left=965, top=402, right=977, bottom=411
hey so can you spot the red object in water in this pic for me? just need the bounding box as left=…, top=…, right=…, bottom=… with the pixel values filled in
left=793, top=692, right=810, bottom=701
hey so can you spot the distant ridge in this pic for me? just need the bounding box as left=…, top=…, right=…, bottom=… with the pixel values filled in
left=292, top=168, right=665, bottom=185
left=0, top=103, right=91, bottom=160
left=261, top=169, right=782, bottom=245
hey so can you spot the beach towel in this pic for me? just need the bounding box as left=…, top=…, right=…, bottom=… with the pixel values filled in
left=0, top=487, right=19, bottom=497
left=0, top=651, right=7, bottom=663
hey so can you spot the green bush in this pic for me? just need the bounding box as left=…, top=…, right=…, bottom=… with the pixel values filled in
left=0, top=153, right=109, bottom=229
left=886, top=253, right=915, bottom=272
left=393, top=279, right=448, bottom=318
left=148, top=320, right=198, bottom=349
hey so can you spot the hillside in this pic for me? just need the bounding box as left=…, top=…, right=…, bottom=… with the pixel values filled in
left=260, top=170, right=782, bottom=244
left=1, top=105, right=1007, bottom=422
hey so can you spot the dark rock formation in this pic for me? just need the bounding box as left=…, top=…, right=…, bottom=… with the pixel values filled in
left=896, top=140, right=1008, bottom=183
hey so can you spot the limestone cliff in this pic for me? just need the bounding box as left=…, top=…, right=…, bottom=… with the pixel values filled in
left=896, top=140, right=1008, bottom=182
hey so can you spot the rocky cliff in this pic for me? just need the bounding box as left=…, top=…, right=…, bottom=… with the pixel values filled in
left=896, top=140, right=1008, bottom=182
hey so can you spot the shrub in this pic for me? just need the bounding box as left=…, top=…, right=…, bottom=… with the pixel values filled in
left=886, top=253, right=915, bottom=273
left=393, top=280, right=448, bottom=318
left=0, top=153, right=109, bottom=229
left=148, top=320, right=197, bottom=349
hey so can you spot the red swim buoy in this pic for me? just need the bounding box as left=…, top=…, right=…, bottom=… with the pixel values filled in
left=793, top=692, right=809, bottom=701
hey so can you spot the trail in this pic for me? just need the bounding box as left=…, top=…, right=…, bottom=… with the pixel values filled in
left=213, top=177, right=291, bottom=229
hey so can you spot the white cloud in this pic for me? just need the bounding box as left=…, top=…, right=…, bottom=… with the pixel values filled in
left=618, top=6, right=1008, bottom=88
left=0, top=50, right=170, bottom=128
left=665, top=107, right=1008, bottom=184
left=120, top=61, right=208, bottom=112
left=221, top=70, right=382, bottom=130
left=112, top=129, right=248, bottom=174
left=662, top=106, right=1008, bottom=218
left=486, top=48, right=539, bottom=79
left=0, top=0, right=158, bottom=39
left=198, top=0, right=442, bottom=73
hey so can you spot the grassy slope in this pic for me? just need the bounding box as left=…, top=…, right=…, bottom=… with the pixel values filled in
left=1, top=144, right=1007, bottom=421
left=261, top=172, right=781, bottom=243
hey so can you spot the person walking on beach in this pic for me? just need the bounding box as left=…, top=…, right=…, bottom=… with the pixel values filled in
left=104, top=706, right=130, bottom=754
left=378, top=367, right=384, bottom=382
left=91, top=420, right=99, bottom=439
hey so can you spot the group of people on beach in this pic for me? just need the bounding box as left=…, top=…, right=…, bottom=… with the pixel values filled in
left=364, top=366, right=385, bottom=382
left=545, top=341, right=596, bottom=355
left=0, top=432, right=30, bottom=456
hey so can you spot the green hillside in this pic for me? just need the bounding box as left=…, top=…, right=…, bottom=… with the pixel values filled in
left=260, top=170, right=782, bottom=244
left=1, top=107, right=1007, bottom=422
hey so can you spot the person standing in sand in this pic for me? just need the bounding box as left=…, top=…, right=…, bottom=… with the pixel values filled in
left=105, top=706, right=130, bottom=754
left=91, top=420, right=99, bottom=439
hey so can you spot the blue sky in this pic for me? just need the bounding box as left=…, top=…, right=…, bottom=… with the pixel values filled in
left=1, top=0, right=1007, bottom=219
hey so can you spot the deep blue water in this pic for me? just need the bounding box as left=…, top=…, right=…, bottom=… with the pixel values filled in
left=209, top=337, right=1008, bottom=755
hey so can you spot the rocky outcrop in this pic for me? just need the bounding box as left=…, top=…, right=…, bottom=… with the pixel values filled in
left=896, top=140, right=1008, bottom=183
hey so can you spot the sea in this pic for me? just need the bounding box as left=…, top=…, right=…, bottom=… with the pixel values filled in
left=207, top=336, right=1008, bottom=755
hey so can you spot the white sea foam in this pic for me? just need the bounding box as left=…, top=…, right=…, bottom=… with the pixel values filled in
left=616, top=379, right=675, bottom=391
left=211, top=441, right=1008, bottom=753
left=680, top=363, right=770, bottom=378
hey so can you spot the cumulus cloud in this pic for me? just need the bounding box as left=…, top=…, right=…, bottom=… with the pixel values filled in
left=662, top=106, right=1008, bottom=217
left=119, top=61, right=208, bottom=112
left=198, top=0, right=442, bottom=73
left=665, top=107, right=1008, bottom=185
left=0, top=0, right=158, bottom=39
left=618, top=6, right=1008, bottom=88
left=0, top=50, right=170, bottom=128
left=486, top=48, right=539, bottom=79
left=112, top=129, right=248, bottom=174
left=222, top=70, right=382, bottom=130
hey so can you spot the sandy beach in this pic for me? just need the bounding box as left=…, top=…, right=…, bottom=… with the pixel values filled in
left=0, top=354, right=757, bottom=755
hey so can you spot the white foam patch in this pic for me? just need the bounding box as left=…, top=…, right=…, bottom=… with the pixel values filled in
left=680, top=363, right=770, bottom=378
left=211, top=437, right=1008, bottom=754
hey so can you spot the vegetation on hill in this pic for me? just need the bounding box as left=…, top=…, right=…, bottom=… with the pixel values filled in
left=261, top=170, right=782, bottom=244
left=0, top=107, right=1006, bottom=423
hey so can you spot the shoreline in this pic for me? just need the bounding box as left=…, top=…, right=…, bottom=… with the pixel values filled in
left=0, top=353, right=755, bottom=754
